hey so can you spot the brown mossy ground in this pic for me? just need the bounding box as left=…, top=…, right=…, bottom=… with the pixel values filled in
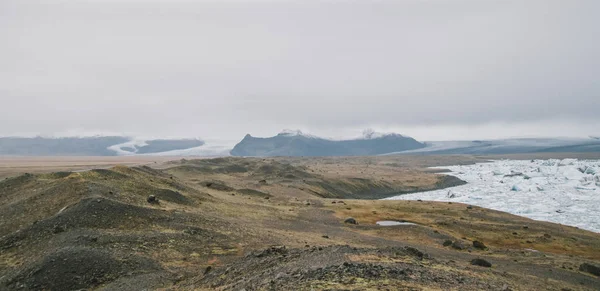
left=1, top=155, right=599, bottom=290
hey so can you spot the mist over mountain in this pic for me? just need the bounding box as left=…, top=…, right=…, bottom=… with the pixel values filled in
left=230, top=130, right=425, bottom=157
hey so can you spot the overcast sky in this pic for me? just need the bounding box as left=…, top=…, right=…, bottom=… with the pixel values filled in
left=1, top=0, right=598, bottom=142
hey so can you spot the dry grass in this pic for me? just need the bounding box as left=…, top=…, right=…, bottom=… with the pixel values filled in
left=1, top=155, right=600, bottom=290
left=328, top=199, right=600, bottom=261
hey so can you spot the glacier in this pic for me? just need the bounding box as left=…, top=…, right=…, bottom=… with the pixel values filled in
left=385, top=159, right=600, bottom=233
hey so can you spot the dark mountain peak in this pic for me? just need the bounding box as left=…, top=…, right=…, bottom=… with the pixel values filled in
left=230, top=131, right=425, bottom=157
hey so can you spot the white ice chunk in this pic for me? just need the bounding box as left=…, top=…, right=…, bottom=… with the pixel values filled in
left=559, top=159, right=577, bottom=166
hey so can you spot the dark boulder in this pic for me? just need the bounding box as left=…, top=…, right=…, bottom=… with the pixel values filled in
left=404, top=247, right=425, bottom=259
left=579, top=263, right=600, bottom=276
left=200, top=181, right=234, bottom=192
left=451, top=241, right=466, bottom=250
left=471, top=258, right=492, bottom=267
left=147, top=195, right=159, bottom=204
left=204, top=266, right=212, bottom=275
left=344, top=217, right=358, bottom=225
left=472, top=240, right=487, bottom=250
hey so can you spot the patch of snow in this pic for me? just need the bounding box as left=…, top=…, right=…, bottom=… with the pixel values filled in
left=278, top=129, right=304, bottom=136
left=376, top=221, right=417, bottom=226
left=360, top=129, right=402, bottom=140
left=385, top=159, right=600, bottom=233
left=277, top=129, right=320, bottom=139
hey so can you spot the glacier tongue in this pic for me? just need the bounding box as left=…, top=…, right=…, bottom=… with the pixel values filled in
left=385, top=159, right=600, bottom=233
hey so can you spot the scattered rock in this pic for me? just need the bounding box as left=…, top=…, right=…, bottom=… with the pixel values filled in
left=451, top=241, right=466, bottom=250
left=447, top=191, right=456, bottom=198
left=472, top=241, right=487, bottom=250
left=579, top=263, right=600, bottom=276
left=147, top=195, right=159, bottom=204
left=255, top=245, right=287, bottom=258
left=204, top=266, right=212, bottom=275
left=442, top=240, right=453, bottom=247
left=470, top=258, right=492, bottom=268
left=404, top=247, right=425, bottom=259
left=322, top=235, right=330, bottom=239
left=258, top=180, right=267, bottom=185
left=344, top=217, right=358, bottom=225
left=183, top=227, right=204, bottom=236
left=200, top=181, right=234, bottom=192
left=52, top=225, right=66, bottom=234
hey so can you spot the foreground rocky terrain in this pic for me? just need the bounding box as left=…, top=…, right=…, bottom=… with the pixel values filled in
left=1, top=156, right=599, bottom=290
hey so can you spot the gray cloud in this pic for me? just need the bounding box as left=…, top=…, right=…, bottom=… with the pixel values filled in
left=1, top=0, right=599, bottom=141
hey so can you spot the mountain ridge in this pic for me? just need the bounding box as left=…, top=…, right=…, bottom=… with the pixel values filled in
left=230, top=130, right=425, bottom=157
left=0, top=136, right=205, bottom=156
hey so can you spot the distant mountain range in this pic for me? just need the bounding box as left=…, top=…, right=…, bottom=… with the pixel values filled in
left=0, top=137, right=206, bottom=156
left=230, top=130, right=425, bottom=157
left=1, top=133, right=598, bottom=157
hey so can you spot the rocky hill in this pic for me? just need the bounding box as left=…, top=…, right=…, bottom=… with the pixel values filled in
left=0, top=157, right=600, bottom=290
left=230, top=130, right=425, bottom=157
left=1, top=156, right=599, bottom=290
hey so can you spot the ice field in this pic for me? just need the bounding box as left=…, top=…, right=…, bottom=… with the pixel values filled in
left=386, top=159, right=600, bottom=233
